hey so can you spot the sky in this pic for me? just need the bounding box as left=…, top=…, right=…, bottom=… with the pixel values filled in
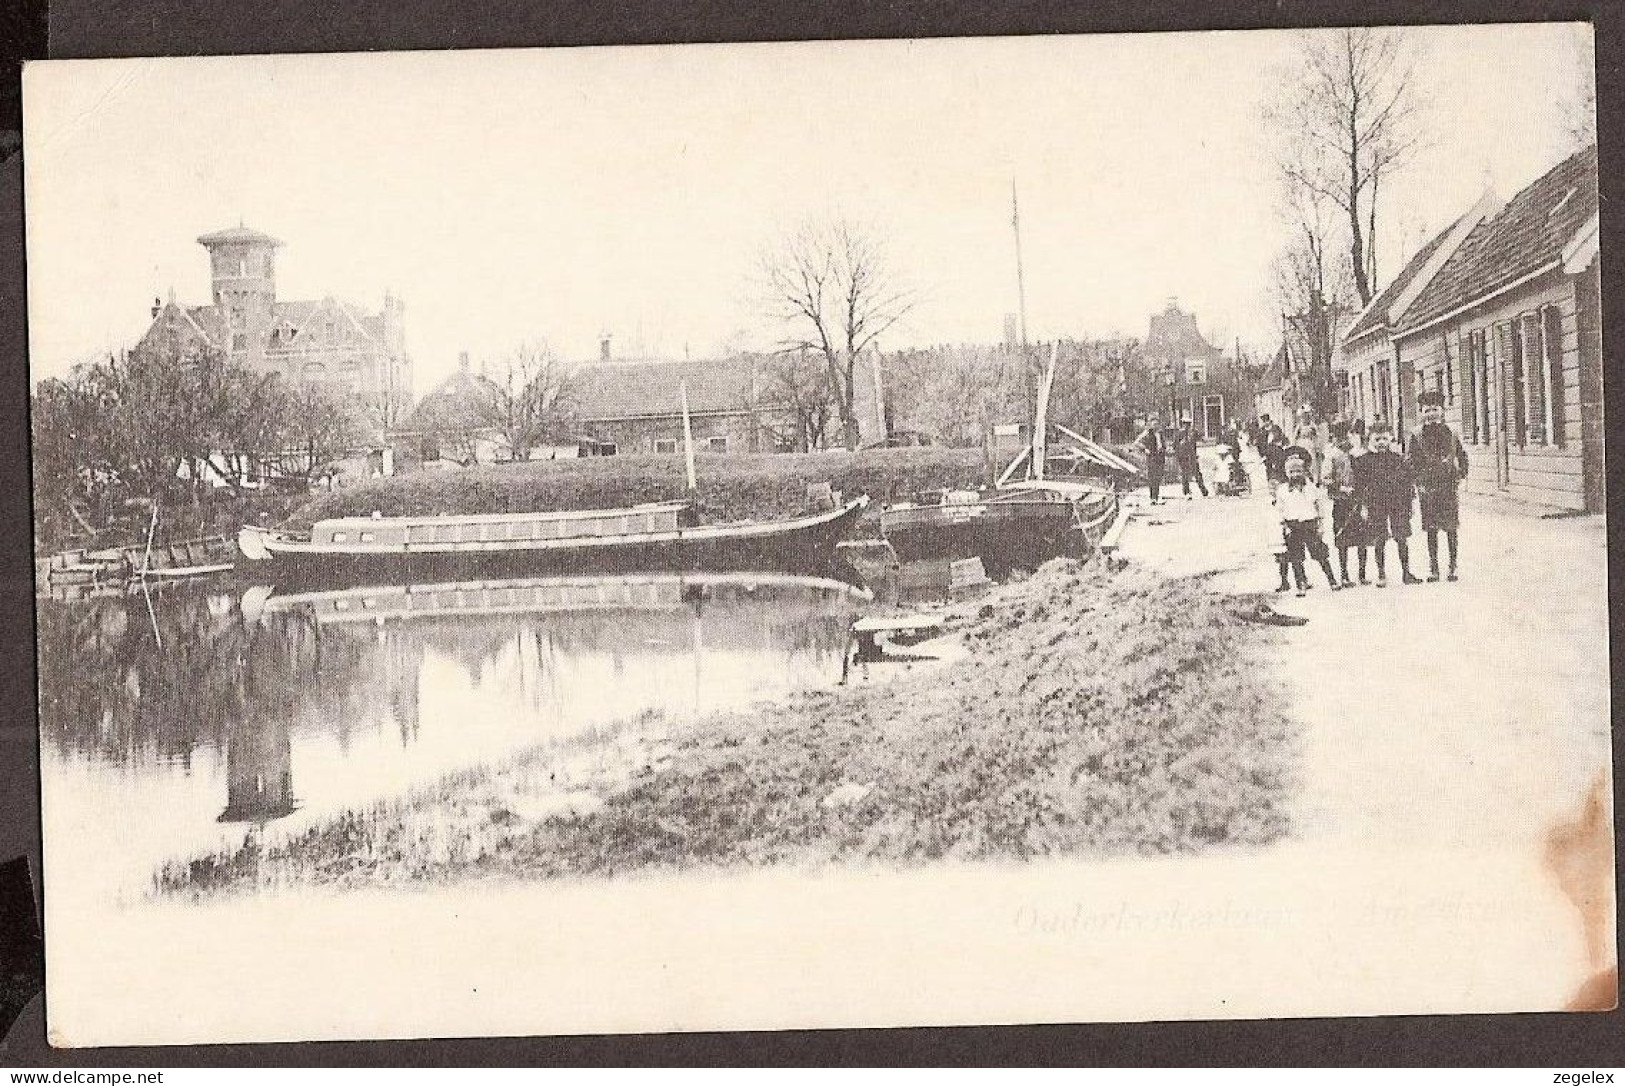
left=22, top=23, right=1595, bottom=395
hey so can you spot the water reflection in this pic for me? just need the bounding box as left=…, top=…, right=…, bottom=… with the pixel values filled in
left=37, top=573, right=866, bottom=899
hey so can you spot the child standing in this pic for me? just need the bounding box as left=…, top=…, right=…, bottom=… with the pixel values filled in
left=1354, top=421, right=1421, bottom=587
left=1323, top=421, right=1367, bottom=586
left=1273, top=451, right=1341, bottom=597
left=1408, top=390, right=1470, bottom=582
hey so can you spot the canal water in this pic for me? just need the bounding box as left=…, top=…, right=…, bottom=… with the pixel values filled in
left=36, top=573, right=867, bottom=904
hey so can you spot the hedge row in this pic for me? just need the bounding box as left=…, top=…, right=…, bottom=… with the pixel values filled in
left=288, top=447, right=998, bottom=529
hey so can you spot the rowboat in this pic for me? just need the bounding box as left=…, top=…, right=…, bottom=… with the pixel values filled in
left=879, top=488, right=1112, bottom=577
left=237, top=496, right=870, bottom=585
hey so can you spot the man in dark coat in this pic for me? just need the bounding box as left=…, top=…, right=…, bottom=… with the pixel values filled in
left=1258, top=419, right=1288, bottom=493
left=1175, top=420, right=1209, bottom=499
left=1408, top=389, right=1470, bottom=581
left=1354, top=421, right=1421, bottom=587
left=1135, top=413, right=1168, bottom=504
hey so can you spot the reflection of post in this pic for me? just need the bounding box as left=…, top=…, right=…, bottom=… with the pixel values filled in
left=218, top=711, right=296, bottom=823
left=691, top=604, right=703, bottom=717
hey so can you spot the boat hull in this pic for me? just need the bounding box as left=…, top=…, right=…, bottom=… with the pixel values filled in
left=239, top=499, right=870, bottom=587
left=880, top=498, right=1090, bottom=576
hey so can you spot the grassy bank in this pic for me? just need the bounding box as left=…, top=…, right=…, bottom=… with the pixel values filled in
left=286, top=447, right=990, bottom=529
left=160, top=560, right=1298, bottom=896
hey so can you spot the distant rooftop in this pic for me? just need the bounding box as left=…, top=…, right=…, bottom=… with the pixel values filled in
left=196, top=225, right=283, bottom=247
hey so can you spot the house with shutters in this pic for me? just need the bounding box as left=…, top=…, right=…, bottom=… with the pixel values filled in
left=135, top=226, right=413, bottom=443
left=1345, top=144, right=1602, bottom=512
left=1338, top=190, right=1502, bottom=441
left=570, top=354, right=797, bottom=456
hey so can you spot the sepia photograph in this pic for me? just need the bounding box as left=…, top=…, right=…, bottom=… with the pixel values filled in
left=20, top=22, right=1610, bottom=1047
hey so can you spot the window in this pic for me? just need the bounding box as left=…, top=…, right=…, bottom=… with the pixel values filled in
left=1522, top=312, right=1546, bottom=445
left=1544, top=305, right=1567, bottom=446
left=599, top=442, right=618, bottom=457
left=1185, top=359, right=1207, bottom=385
left=654, top=438, right=678, bottom=454
left=1472, top=330, right=1491, bottom=445
left=331, top=532, right=348, bottom=543
left=359, top=531, right=376, bottom=543
left=707, top=436, right=729, bottom=453
left=232, top=333, right=248, bottom=351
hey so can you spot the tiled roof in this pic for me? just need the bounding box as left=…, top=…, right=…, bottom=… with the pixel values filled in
left=184, top=305, right=227, bottom=346
left=572, top=356, right=772, bottom=420
left=177, top=298, right=380, bottom=351
left=400, top=367, right=496, bottom=432
left=1342, top=216, right=1460, bottom=342
left=1395, top=145, right=1598, bottom=335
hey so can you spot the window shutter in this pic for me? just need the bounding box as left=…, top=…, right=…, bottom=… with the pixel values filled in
left=1545, top=305, right=1567, bottom=446
left=1444, top=333, right=1456, bottom=407
left=1523, top=313, right=1546, bottom=445
left=1493, top=321, right=1521, bottom=446
left=1458, top=331, right=1476, bottom=443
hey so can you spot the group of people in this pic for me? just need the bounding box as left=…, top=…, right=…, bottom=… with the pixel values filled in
left=1132, top=414, right=1218, bottom=503
left=1254, top=395, right=1470, bottom=597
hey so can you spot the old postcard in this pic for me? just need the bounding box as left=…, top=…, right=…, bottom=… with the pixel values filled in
left=22, top=25, right=1609, bottom=1046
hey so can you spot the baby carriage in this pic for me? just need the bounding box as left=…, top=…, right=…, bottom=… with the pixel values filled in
left=1213, top=447, right=1251, bottom=497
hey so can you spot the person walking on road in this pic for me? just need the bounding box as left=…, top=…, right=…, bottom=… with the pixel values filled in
left=1259, top=418, right=1289, bottom=494
left=1292, top=405, right=1330, bottom=482
left=1408, top=390, right=1470, bottom=582
left=1136, top=414, right=1169, bottom=505
left=1175, top=419, right=1209, bottom=499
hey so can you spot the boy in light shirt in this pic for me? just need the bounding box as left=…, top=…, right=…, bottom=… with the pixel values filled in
left=1273, top=451, right=1341, bottom=597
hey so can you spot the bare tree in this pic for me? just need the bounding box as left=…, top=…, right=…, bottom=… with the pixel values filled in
left=475, top=341, right=577, bottom=461
left=280, top=381, right=365, bottom=483
left=759, top=348, right=836, bottom=452
left=1270, top=188, right=1355, bottom=416
left=1558, top=29, right=1597, bottom=152
left=1266, top=27, right=1427, bottom=306
left=886, top=344, right=1022, bottom=448
left=756, top=214, right=914, bottom=449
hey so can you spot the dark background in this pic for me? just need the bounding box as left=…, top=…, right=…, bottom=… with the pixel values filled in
left=1, top=0, right=1623, bottom=1066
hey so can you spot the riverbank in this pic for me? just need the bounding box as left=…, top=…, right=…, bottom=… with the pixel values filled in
left=286, top=447, right=992, bottom=530
left=159, top=558, right=1299, bottom=895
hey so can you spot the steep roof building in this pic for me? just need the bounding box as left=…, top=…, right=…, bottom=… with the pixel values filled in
left=135, top=226, right=412, bottom=441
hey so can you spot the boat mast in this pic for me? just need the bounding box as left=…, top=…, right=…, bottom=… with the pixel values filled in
left=1012, top=179, right=1035, bottom=478
left=1033, top=342, right=1057, bottom=481
left=680, top=379, right=697, bottom=491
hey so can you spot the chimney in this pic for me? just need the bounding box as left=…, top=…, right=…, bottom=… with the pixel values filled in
left=600, top=334, right=612, bottom=361
left=458, top=351, right=471, bottom=372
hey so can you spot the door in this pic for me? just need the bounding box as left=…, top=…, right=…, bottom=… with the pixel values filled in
left=1203, top=395, right=1224, bottom=440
